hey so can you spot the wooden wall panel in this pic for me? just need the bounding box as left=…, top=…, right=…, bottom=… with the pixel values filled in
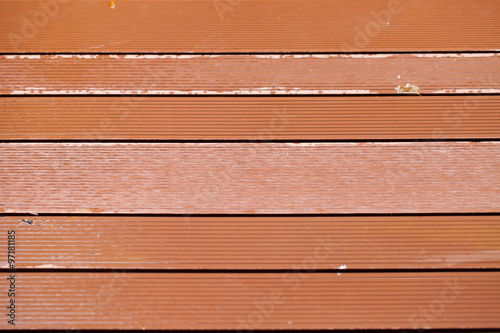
left=1, top=96, right=499, bottom=140
left=1, top=54, right=499, bottom=95
left=1, top=142, right=499, bottom=214
left=1, top=215, right=499, bottom=270
left=1, top=0, right=499, bottom=53
left=1, top=272, right=498, bottom=330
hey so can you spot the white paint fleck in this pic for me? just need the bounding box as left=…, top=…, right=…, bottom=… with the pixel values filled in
left=412, top=53, right=498, bottom=58
left=9, top=88, right=376, bottom=95
left=432, top=88, right=500, bottom=94
left=3, top=55, right=41, bottom=59
left=123, top=54, right=219, bottom=59
left=339, top=265, right=347, bottom=269
left=340, top=54, right=392, bottom=59
left=35, top=264, right=60, bottom=268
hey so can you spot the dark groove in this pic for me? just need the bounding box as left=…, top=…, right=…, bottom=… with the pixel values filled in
left=0, top=50, right=498, bottom=55
left=1, top=212, right=499, bottom=218
left=2, top=268, right=500, bottom=274
left=0, top=139, right=499, bottom=143
left=2, top=93, right=500, bottom=98
left=8, top=328, right=500, bottom=333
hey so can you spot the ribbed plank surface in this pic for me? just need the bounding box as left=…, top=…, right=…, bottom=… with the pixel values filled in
left=1, top=272, right=498, bottom=330
left=1, top=142, right=499, bottom=214
left=1, top=215, right=499, bottom=269
left=1, top=0, right=499, bottom=52
left=1, top=96, right=499, bottom=140
left=1, top=54, right=499, bottom=95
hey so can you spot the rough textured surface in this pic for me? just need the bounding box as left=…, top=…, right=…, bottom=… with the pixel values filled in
left=1, top=0, right=499, bottom=52
left=1, top=142, right=499, bottom=214
left=1, top=54, right=499, bottom=95
left=1, top=96, right=499, bottom=140
left=0, top=272, right=498, bottom=330
left=1, top=215, right=499, bottom=270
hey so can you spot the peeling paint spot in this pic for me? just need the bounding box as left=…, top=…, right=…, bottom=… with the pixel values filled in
left=35, top=264, right=60, bottom=268
left=4, top=55, right=41, bottom=59
left=413, top=53, right=498, bottom=58
left=395, top=84, right=421, bottom=95
left=9, top=88, right=376, bottom=95
left=432, top=88, right=500, bottom=94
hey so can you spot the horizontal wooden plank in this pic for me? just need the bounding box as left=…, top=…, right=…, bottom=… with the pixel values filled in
left=1, top=96, right=499, bottom=140
left=0, top=142, right=499, bottom=214
left=1, top=54, right=499, bottom=95
left=1, top=272, right=498, bottom=329
left=1, top=0, right=499, bottom=52
left=1, top=215, right=499, bottom=269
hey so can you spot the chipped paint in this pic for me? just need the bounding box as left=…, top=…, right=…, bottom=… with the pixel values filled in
left=413, top=53, right=498, bottom=58
left=395, top=84, right=421, bottom=95
left=432, top=88, right=500, bottom=94
left=9, top=88, right=376, bottom=95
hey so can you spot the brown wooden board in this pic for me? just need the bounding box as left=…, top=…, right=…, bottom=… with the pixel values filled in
left=0, top=272, right=498, bottom=330
left=1, top=96, right=499, bottom=140
left=1, top=215, right=499, bottom=270
left=1, top=142, right=499, bottom=214
left=1, top=54, right=499, bottom=95
left=1, top=0, right=499, bottom=53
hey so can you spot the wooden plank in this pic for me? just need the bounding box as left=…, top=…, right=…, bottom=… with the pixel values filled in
left=0, top=142, right=499, bottom=214
left=1, top=54, right=499, bottom=95
left=1, top=0, right=499, bottom=53
left=1, top=215, right=499, bottom=270
left=1, top=272, right=498, bottom=329
left=1, top=96, right=499, bottom=140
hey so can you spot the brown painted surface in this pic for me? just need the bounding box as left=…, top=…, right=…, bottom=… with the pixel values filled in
left=0, top=272, right=498, bottom=330
left=1, top=54, right=499, bottom=95
left=1, top=215, right=499, bottom=270
left=1, top=1, right=499, bottom=330
left=1, top=142, right=499, bottom=214
left=1, top=0, right=499, bottom=53
left=1, top=96, right=499, bottom=140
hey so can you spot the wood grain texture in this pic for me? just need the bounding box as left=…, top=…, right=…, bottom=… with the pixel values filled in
left=1, top=272, right=498, bottom=330
left=1, top=215, right=499, bottom=270
left=1, top=0, right=499, bottom=52
left=1, top=96, right=499, bottom=140
left=1, top=142, right=499, bottom=214
left=1, top=54, right=499, bottom=95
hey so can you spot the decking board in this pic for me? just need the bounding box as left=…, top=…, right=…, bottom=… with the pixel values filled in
left=1, top=96, right=499, bottom=140
left=1, top=0, right=499, bottom=53
left=1, top=142, right=499, bottom=214
left=1, top=272, right=498, bottom=330
left=1, top=54, right=499, bottom=95
left=1, top=215, right=499, bottom=270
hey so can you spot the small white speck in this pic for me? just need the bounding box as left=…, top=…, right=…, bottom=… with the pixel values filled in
left=398, top=75, right=401, bottom=79
left=339, top=265, right=347, bottom=269
left=387, top=22, right=390, bottom=26
left=288, top=321, right=293, bottom=325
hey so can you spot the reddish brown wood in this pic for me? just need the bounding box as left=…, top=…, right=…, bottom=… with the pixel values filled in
left=1, top=96, right=499, bottom=140
left=1, top=272, right=498, bottom=330
left=1, top=215, right=499, bottom=270
left=1, top=0, right=499, bottom=52
left=0, top=142, right=499, bottom=214
left=1, top=54, right=499, bottom=95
